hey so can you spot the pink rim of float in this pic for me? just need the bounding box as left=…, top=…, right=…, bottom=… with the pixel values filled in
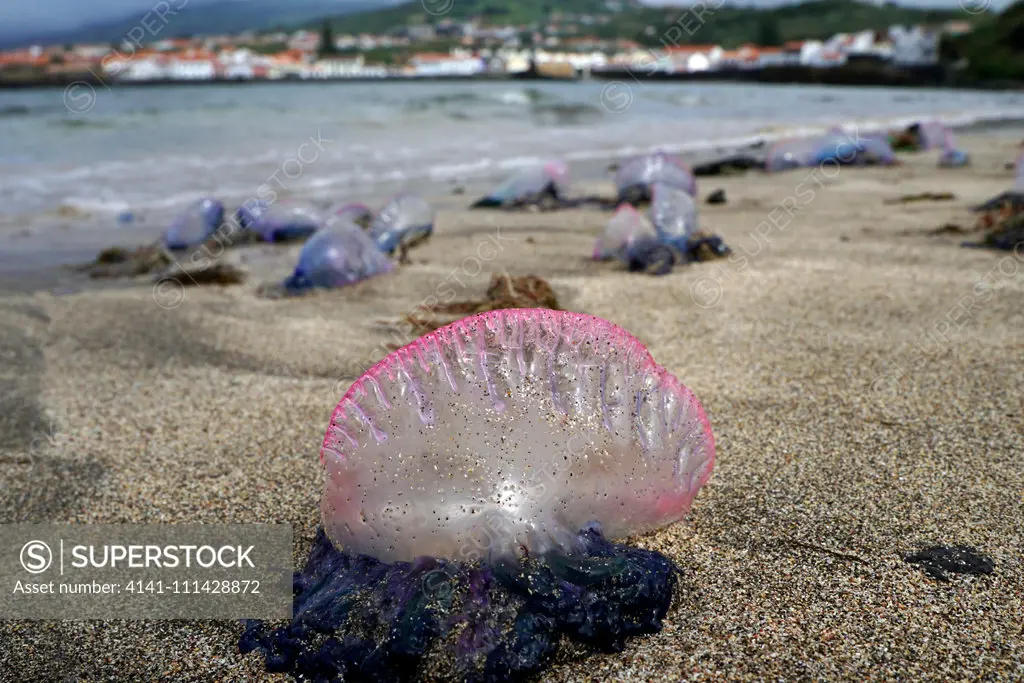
left=334, top=202, right=373, bottom=216
left=543, top=159, right=570, bottom=185
left=322, top=307, right=715, bottom=477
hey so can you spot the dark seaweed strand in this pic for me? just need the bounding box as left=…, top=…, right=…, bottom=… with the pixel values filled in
left=240, top=524, right=679, bottom=683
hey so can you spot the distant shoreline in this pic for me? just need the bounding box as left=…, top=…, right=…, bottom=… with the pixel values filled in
left=2, top=63, right=1022, bottom=91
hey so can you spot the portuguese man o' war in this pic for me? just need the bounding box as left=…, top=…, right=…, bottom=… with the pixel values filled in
left=592, top=204, right=657, bottom=261
left=938, top=147, right=970, bottom=169
left=162, top=198, right=224, bottom=250
left=330, top=202, right=375, bottom=230
left=471, top=161, right=571, bottom=209
left=932, top=125, right=969, bottom=168
left=370, top=193, right=435, bottom=254
left=765, top=137, right=821, bottom=172
left=921, top=121, right=950, bottom=150
left=814, top=130, right=896, bottom=167
left=649, top=182, right=698, bottom=249
left=240, top=309, right=715, bottom=682
left=615, top=151, right=697, bottom=205
left=596, top=187, right=727, bottom=276
left=768, top=131, right=896, bottom=171
left=283, top=221, right=395, bottom=292
left=235, top=200, right=324, bottom=243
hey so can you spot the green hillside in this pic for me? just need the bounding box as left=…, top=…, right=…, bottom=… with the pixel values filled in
left=944, top=0, right=1024, bottom=81
left=322, top=0, right=977, bottom=49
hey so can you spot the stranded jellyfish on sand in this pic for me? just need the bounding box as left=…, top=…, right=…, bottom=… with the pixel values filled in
left=162, top=198, right=224, bottom=250
left=236, top=200, right=325, bottom=243
left=592, top=203, right=657, bottom=261
left=471, top=161, right=571, bottom=209
left=282, top=220, right=395, bottom=292
left=370, top=193, right=436, bottom=254
left=330, top=202, right=376, bottom=230
left=767, top=131, right=896, bottom=172
left=764, top=137, right=821, bottom=173
left=615, top=151, right=697, bottom=206
left=240, top=309, right=715, bottom=682
left=649, top=182, right=699, bottom=250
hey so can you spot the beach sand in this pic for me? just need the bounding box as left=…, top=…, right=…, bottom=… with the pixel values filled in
left=0, top=134, right=1021, bottom=681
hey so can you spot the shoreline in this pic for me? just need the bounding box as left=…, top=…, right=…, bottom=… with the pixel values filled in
left=2, top=65, right=1023, bottom=91
left=3, top=124, right=1023, bottom=279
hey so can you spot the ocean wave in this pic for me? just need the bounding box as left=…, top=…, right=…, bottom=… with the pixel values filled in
left=0, top=105, right=33, bottom=118
left=48, top=118, right=117, bottom=130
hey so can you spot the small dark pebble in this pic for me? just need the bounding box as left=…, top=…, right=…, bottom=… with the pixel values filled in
left=839, top=235, right=851, bottom=242
left=904, top=546, right=995, bottom=582
left=706, top=189, right=727, bottom=205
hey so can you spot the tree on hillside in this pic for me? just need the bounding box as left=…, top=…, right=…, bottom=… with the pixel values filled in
left=318, top=19, right=340, bottom=58
left=757, top=17, right=782, bottom=47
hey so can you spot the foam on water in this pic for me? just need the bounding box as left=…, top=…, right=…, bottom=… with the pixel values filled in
left=3, top=82, right=1024, bottom=220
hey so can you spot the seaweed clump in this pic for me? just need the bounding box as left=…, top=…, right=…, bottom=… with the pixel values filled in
left=239, top=524, right=678, bottom=683
left=958, top=199, right=1024, bottom=251
left=74, top=242, right=172, bottom=279
left=388, top=274, right=560, bottom=335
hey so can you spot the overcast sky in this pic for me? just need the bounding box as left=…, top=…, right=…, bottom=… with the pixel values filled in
left=1, top=0, right=1012, bottom=34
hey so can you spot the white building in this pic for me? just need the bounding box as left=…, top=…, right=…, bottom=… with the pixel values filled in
left=661, top=45, right=723, bottom=73
left=167, top=57, right=216, bottom=80
left=409, top=53, right=486, bottom=77
left=312, top=55, right=387, bottom=78
left=889, top=25, right=940, bottom=66
left=799, top=40, right=825, bottom=66
left=115, top=57, right=167, bottom=81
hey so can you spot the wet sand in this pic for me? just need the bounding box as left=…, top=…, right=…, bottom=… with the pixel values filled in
left=0, top=134, right=1022, bottom=681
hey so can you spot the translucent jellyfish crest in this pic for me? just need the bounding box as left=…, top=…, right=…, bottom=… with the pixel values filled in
left=290, top=222, right=394, bottom=290
left=321, top=308, right=716, bottom=564
left=858, top=135, right=896, bottom=165
left=162, top=198, right=224, bottom=250
left=484, top=161, right=570, bottom=205
left=243, top=201, right=324, bottom=242
left=649, top=182, right=698, bottom=245
left=593, top=204, right=657, bottom=261
left=543, top=159, right=571, bottom=196
left=938, top=147, right=970, bottom=169
left=615, top=151, right=697, bottom=197
left=765, top=137, right=821, bottom=172
left=329, top=202, right=374, bottom=229
left=918, top=120, right=951, bottom=150
left=369, top=193, right=435, bottom=254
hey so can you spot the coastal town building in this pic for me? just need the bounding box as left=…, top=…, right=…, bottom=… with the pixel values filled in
left=0, top=16, right=968, bottom=84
